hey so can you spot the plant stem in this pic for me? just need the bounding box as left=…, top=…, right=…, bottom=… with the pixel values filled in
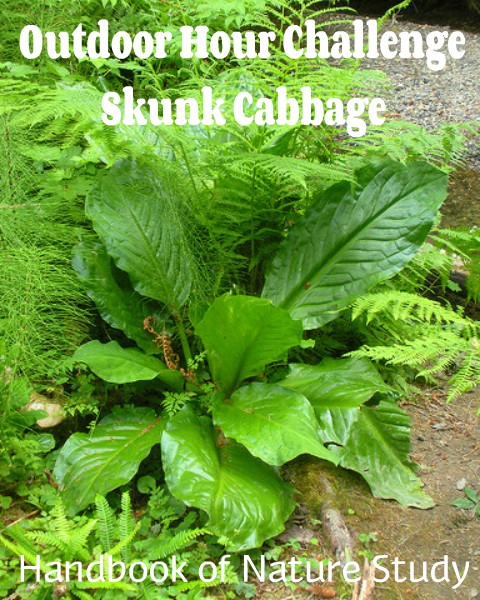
left=175, top=311, right=193, bottom=365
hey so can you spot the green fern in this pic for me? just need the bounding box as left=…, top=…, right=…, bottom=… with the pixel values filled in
left=433, top=227, right=480, bottom=303
left=144, top=528, right=209, bottom=560
left=119, top=491, right=134, bottom=563
left=349, top=291, right=480, bottom=401
left=0, top=492, right=224, bottom=598
left=95, top=494, right=115, bottom=552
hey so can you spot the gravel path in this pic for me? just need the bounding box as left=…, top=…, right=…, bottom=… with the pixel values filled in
left=357, top=17, right=480, bottom=166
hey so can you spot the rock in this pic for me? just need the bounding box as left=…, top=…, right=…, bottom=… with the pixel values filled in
left=470, top=588, right=479, bottom=599
left=25, top=392, right=64, bottom=428
left=277, top=524, right=317, bottom=545
left=456, top=478, right=468, bottom=491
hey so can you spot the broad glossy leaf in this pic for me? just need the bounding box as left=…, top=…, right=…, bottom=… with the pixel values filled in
left=196, top=295, right=302, bottom=394
left=263, top=161, right=447, bottom=328
left=280, top=358, right=390, bottom=411
left=73, top=237, right=161, bottom=354
left=54, top=406, right=164, bottom=515
left=86, top=159, right=192, bottom=310
left=214, top=383, right=336, bottom=466
left=73, top=340, right=183, bottom=390
left=316, top=408, right=359, bottom=446
left=162, top=406, right=294, bottom=550
left=326, top=401, right=434, bottom=508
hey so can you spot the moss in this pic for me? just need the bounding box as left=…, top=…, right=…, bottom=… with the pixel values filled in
left=287, top=457, right=376, bottom=521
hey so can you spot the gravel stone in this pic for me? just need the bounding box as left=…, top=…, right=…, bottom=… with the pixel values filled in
left=357, top=16, right=480, bottom=167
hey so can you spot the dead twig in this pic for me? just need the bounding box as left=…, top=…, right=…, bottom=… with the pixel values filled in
left=351, top=558, right=376, bottom=600
left=4, top=509, right=40, bottom=528
left=320, top=477, right=354, bottom=567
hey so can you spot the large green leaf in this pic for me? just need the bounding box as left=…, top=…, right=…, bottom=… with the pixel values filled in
left=262, top=161, right=447, bottom=328
left=73, top=340, right=183, bottom=390
left=86, top=159, right=192, bottom=310
left=54, top=406, right=164, bottom=515
left=196, top=295, right=303, bottom=395
left=72, top=237, right=161, bottom=354
left=162, top=406, right=294, bottom=550
left=322, top=401, right=434, bottom=508
left=280, top=358, right=390, bottom=411
left=213, top=383, right=336, bottom=466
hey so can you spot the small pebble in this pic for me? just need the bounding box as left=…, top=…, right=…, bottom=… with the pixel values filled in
left=356, top=16, right=480, bottom=169
left=470, top=589, right=478, bottom=599
left=456, top=478, right=468, bottom=491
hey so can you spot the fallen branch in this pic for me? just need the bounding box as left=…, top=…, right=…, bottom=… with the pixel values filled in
left=351, top=558, right=376, bottom=600
left=319, top=477, right=354, bottom=567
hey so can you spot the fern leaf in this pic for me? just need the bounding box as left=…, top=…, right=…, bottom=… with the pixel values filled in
left=107, top=523, right=141, bottom=558
left=148, top=528, right=209, bottom=560
left=447, top=344, right=480, bottom=402
left=0, top=532, right=49, bottom=574
left=119, top=491, right=134, bottom=563
left=95, top=495, right=115, bottom=552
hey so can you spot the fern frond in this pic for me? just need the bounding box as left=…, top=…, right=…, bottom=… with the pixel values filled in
left=447, top=344, right=480, bottom=402
left=137, top=581, right=170, bottom=600
left=119, top=491, right=134, bottom=563
left=26, top=531, right=67, bottom=554
left=350, top=289, right=480, bottom=397
left=145, top=528, right=209, bottom=560
left=53, top=498, right=72, bottom=542
left=107, top=523, right=141, bottom=558
left=72, top=590, right=96, bottom=600
left=352, top=291, right=478, bottom=335
left=349, top=329, right=461, bottom=369
left=68, top=520, right=98, bottom=563
left=95, top=495, right=115, bottom=552
left=75, top=579, right=136, bottom=592
left=0, top=532, right=49, bottom=574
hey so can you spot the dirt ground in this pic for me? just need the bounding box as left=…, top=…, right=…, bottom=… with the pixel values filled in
left=267, top=388, right=480, bottom=600
left=442, top=169, right=480, bottom=230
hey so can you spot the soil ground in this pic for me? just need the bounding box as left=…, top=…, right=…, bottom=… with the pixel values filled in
left=255, top=389, right=480, bottom=600
left=442, top=169, right=480, bottom=229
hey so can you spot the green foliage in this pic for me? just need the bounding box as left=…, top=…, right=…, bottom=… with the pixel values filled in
left=196, top=295, right=303, bottom=395
left=0, top=491, right=214, bottom=599
left=0, top=364, right=55, bottom=502
left=72, top=340, right=184, bottom=389
left=54, top=406, right=164, bottom=515
left=263, top=161, right=447, bottom=328
left=1, top=0, right=477, bottom=567
left=451, top=487, right=480, bottom=518
left=53, top=160, right=447, bottom=551
left=279, top=358, right=391, bottom=410
left=72, top=237, right=163, bottom=354
left=86, top=160, right=197, bottom=311
left=0, top=117, right=90, bottom=382
left=349, top=291, right=480, bottom=402
left=278, top=359, right=433, bottom=507
left=162, top=406, right=295, bottom=550
left=214, top=382, right=337, bottom=465
left=433, top=227, right=480, bottom=303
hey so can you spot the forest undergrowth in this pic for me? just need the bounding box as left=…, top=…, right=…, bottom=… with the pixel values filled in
left=0, top=1, right=479, bottom=599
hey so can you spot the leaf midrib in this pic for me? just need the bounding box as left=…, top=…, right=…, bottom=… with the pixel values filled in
left=278, top=173, right=436, bottom=312
left=73, top=417, right=162, bottom=509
